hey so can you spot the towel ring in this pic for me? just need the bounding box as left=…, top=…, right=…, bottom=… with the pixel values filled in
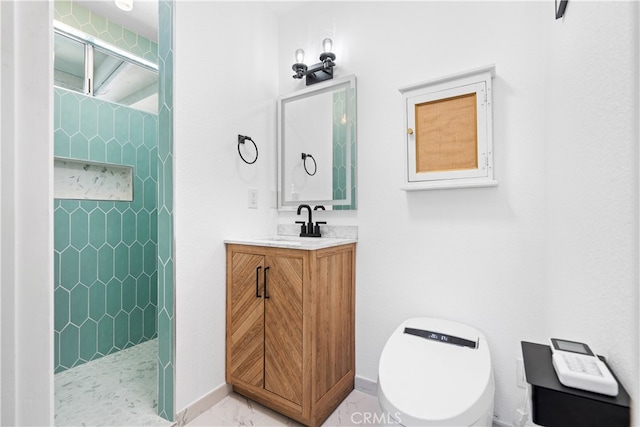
left=302, top=152, right=317, bottom=176
left=238, top=135, right=258, bottom=164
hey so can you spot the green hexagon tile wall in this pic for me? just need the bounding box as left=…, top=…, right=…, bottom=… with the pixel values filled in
left=54, top=87, right=159, bottom=373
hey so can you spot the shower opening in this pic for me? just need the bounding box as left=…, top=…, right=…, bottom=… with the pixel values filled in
left=52, top=1, right=168, bottom=424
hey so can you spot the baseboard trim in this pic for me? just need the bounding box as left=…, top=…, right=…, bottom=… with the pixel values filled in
left=173, top=383, right=232, bottom=426
left=354, top=375, right=377, bottom=396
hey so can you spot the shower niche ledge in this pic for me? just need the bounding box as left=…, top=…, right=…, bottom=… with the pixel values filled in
left=54, top=157, right=133, bottom=201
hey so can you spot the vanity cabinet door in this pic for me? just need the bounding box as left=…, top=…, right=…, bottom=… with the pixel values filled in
left=226, top=252, right=265, bottom=388
left=226, top=248, right=304, bottom=405
left=264, top=254, right=303, bottom=405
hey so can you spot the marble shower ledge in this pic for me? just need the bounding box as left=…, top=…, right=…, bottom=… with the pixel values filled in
left=54, top=157, right=133, bottom=201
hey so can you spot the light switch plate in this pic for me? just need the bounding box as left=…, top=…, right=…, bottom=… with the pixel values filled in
left=248, top=188, right=258, bottom=209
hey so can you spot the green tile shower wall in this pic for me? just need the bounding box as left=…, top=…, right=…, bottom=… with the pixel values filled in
left=54, top=0, right=158, bottom=64
left=333, top=88, right=357, bottom=210
left=54, top=87, right=158, bottom=373
left=157, top=0, right=175, bottom=420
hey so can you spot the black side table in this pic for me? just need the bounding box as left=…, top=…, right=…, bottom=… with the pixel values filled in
left=521, top=341, right=630, bottom=426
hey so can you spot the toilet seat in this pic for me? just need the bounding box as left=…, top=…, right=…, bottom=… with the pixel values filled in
left=378, top=317, right=494, bottom=426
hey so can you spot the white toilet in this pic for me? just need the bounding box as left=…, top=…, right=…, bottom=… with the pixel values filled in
left=378, top=317, right=495, bottom=426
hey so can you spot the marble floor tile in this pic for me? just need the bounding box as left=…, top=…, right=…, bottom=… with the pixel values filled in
left=186, top=393, right=298, bottom=427
left=186, top=390, right=395, bottom=427
left=55, top=339, right=171, bottom=427
left=322, top=390, right=398, bottom=427
left=55, top=339, right=390, bottom=427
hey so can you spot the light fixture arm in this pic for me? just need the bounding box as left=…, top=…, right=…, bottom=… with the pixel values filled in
left=292, top=60, right=335, bottom=86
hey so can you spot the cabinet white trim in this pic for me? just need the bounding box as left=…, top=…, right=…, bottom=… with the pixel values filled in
left=400, top=65, right=497, bottom=191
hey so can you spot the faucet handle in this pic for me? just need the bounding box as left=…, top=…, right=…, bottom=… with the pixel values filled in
left=313, top=205, right=326, bottom=211
left=295, top=221, right=307, bottom=236
left=314, top=221, right=327, bottom=236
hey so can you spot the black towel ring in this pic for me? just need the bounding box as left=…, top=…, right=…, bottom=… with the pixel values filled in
left=238, top=135, right=258, bottom=164
left=302, top=152, right=317, bottom=176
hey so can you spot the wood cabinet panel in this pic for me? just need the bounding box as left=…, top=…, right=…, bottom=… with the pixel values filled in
left=415, top=92, right=478, bottom=173
left=314, top=249, right=354, bottom=400
left=227, top=253, right=264, bottom=388
left=264, top=255, right=303, bottom=405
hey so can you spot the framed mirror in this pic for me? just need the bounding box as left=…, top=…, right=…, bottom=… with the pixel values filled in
left=277, top=75, right=357, bottom=210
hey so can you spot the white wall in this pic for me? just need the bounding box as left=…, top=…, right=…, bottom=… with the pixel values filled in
left=544, top=0, right=639, bottom=416
left=278, top=2, right=549, bottom=423
left=173, top=1, right=279, bottom=412
left=173, top=1, right=639, bottom=425
left=0, top=1, right=53, bottom=425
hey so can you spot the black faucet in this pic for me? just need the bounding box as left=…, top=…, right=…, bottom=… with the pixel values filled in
left=296, top=204, right=322, bottom=237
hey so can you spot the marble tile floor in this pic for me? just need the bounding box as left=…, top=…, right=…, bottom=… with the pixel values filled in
left=55, top=338, right=171, bottom=427
left=187, top=390, right=396, bottom=427
left=55, top=337, right=390, bottom=427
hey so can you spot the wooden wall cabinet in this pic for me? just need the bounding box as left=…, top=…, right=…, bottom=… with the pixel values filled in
left=226, top=242, right=356, bottom=427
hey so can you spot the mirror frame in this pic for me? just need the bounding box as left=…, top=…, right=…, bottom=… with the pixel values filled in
left=277, top=74, right=357, bottom=210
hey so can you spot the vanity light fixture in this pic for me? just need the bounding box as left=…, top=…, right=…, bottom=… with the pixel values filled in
left=115, top=0, right=133, bottom=12
left=292, top=38, right=336, bottom=86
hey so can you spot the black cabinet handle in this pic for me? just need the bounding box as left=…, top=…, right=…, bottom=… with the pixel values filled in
left=255, top=266, right=262, bottom=298
left=264, top=266, right=270, bottom=299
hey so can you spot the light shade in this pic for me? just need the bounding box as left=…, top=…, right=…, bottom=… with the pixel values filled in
left=322, top=38, right=333, bottom=53
left=115, top=0, right=133, bottom=12
left=295, top=48, right=305, bottom=64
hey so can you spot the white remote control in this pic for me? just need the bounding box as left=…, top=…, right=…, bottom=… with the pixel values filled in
left=550, top=338, right=618, bottom=396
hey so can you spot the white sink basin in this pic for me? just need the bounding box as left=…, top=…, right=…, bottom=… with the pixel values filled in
left=224, top=235, right=357, bottom=250
left=252, top=236, right=304, bottom=247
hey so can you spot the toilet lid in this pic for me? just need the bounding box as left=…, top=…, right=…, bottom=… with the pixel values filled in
left=378, top=318, right=494, bottom=426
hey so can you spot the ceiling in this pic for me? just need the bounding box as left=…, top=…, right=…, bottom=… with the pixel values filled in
left=74, top=0, right=159, bottom=42
left=73, top=1, right=305, bottom=44
left=72, top=0, right=304, bottom=42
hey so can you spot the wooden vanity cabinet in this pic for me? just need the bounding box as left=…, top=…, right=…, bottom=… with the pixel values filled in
left=226, top=243, right=356, bottom=427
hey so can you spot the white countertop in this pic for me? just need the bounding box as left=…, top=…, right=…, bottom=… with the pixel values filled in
left=224, top=235, right=357, bottom=250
